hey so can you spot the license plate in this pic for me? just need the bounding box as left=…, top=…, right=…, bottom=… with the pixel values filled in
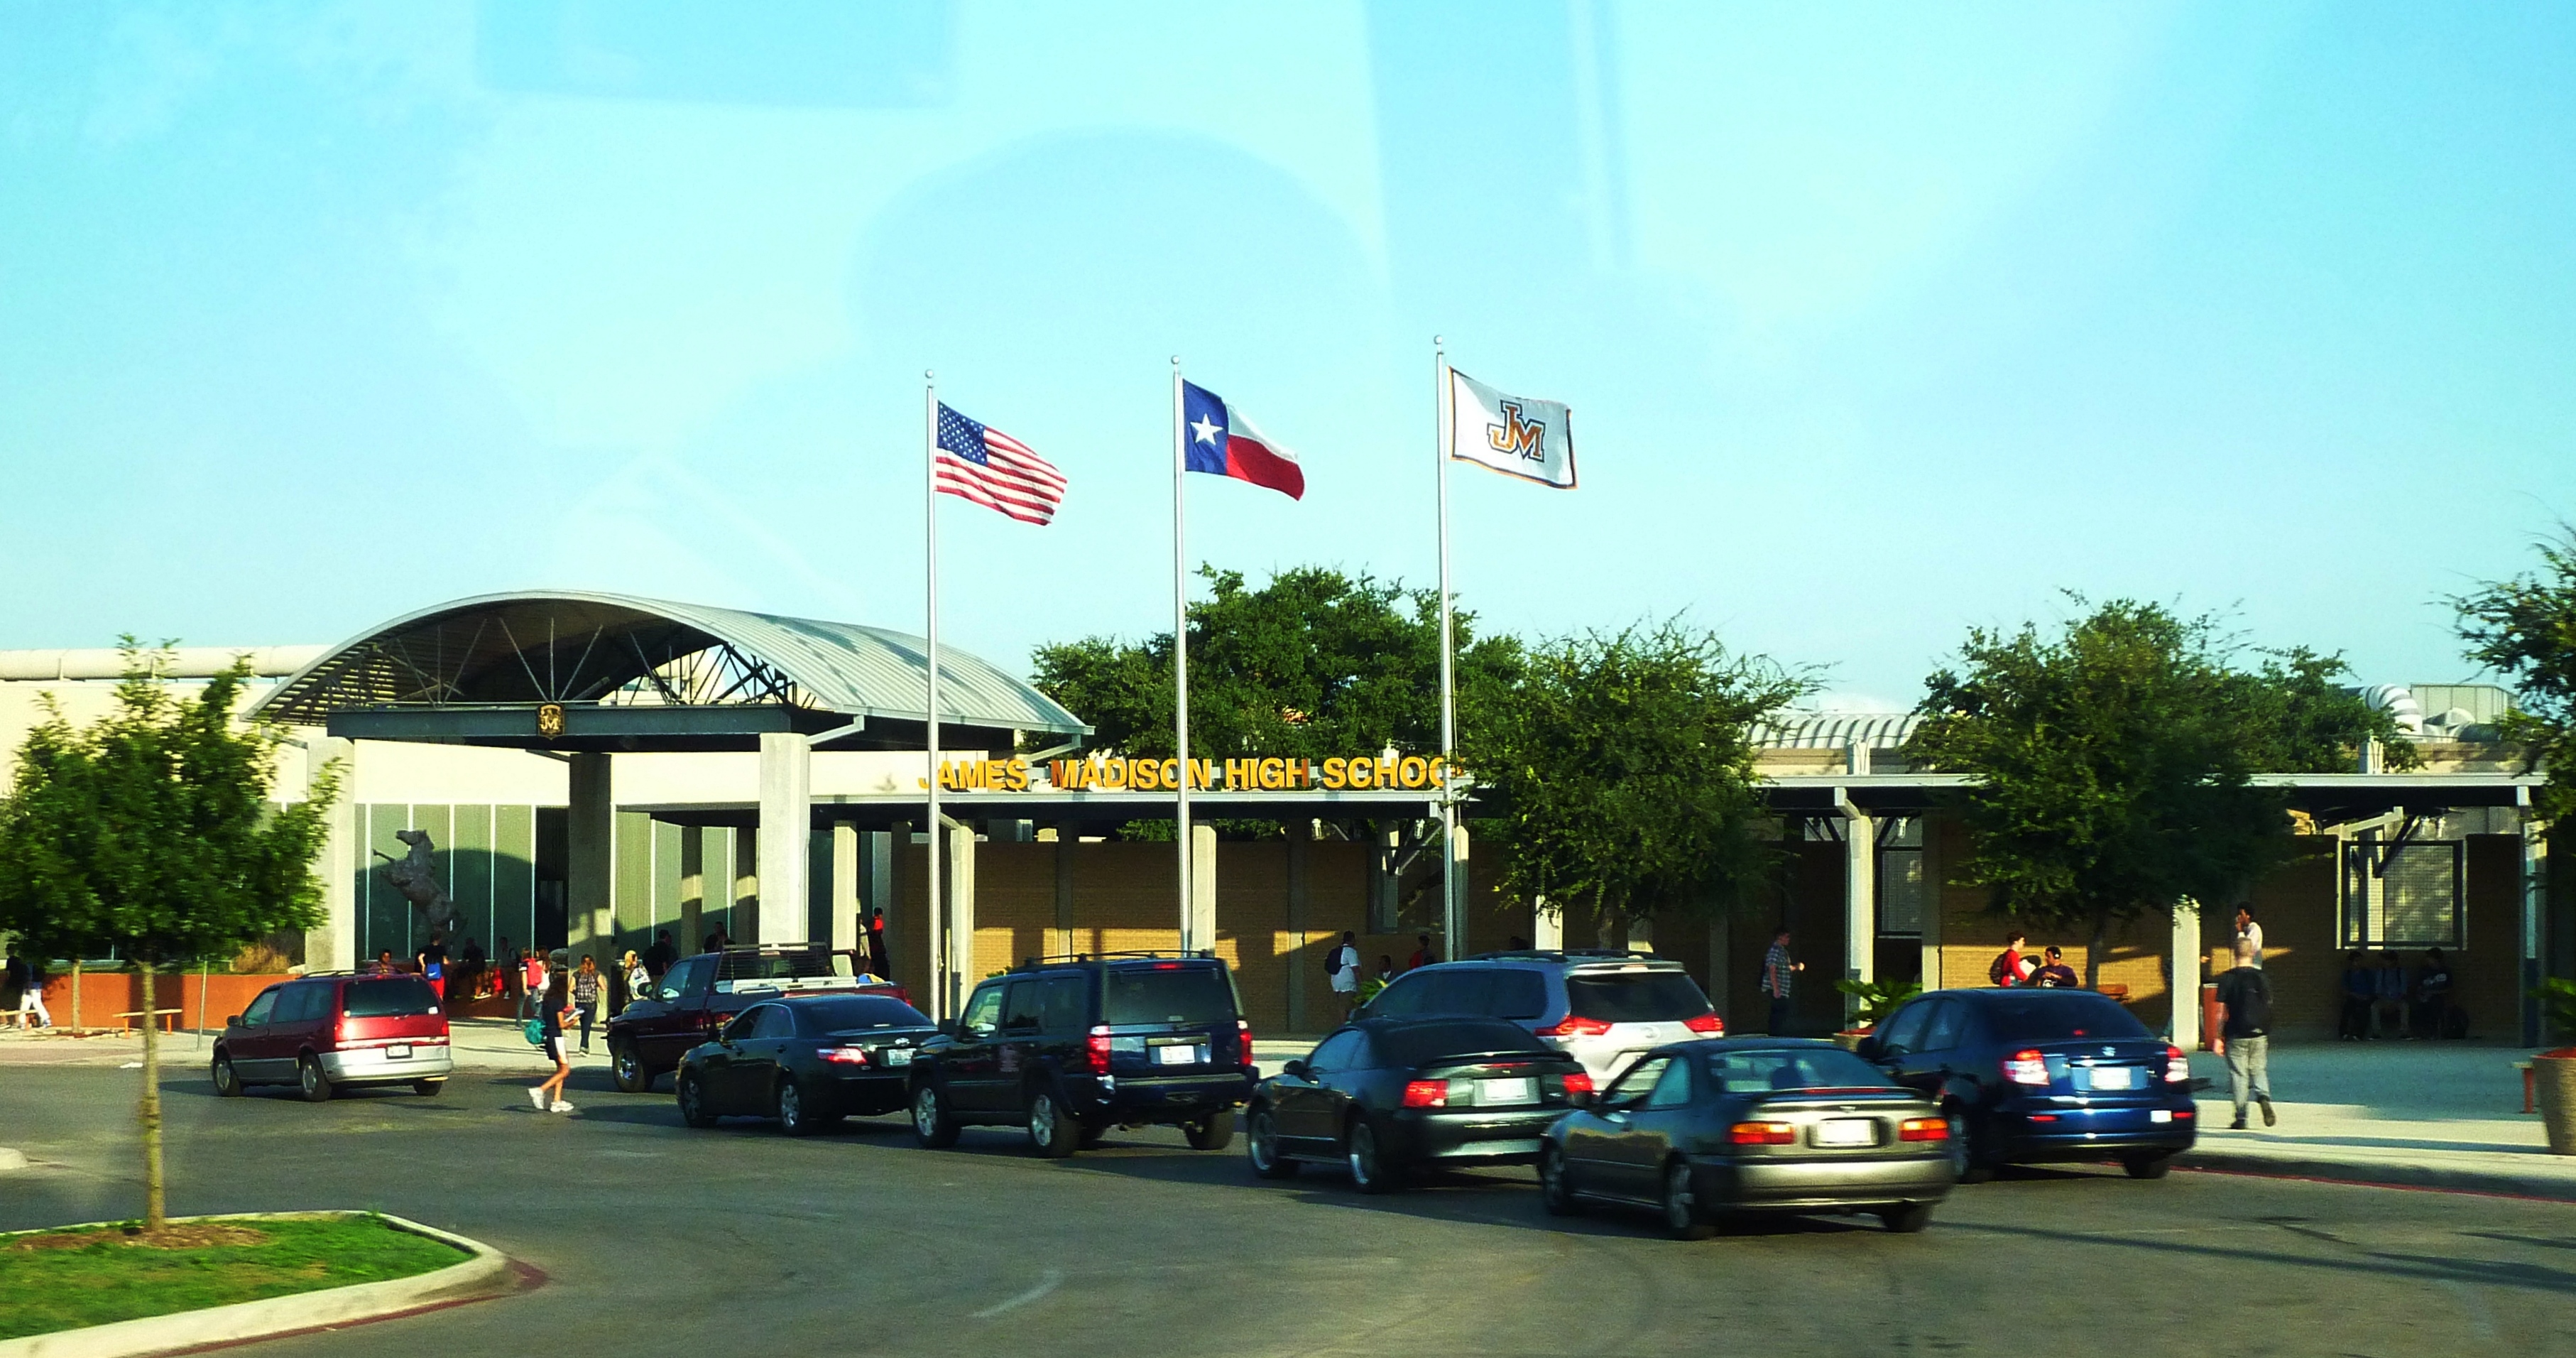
left=1153, top=1045, right=1203, bottom=1066
left=883, top=1048, right=912, bottom=1066
left=386, top=1044, right=412, bottom=1060
left=2151, top=1109, right=2173, bottom=1124
left=1476, top=1077, right=1537, bottom=1106
left=2084, top=1066, right=2135, bottom=1090
left=1816, top=1118, right=1877, bottom=1146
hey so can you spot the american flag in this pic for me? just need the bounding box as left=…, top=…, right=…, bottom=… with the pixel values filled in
left=936, top=403, right=1066, bottom=526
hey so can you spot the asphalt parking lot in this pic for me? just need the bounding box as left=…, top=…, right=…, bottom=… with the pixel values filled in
left=6, top=1065, right=2573, bottom=1357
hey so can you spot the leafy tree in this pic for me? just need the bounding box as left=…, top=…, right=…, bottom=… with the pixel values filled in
left=2455, top=527, right=2576, bottom=822
left=1468, top=621, right=1810, bottom=938
left=0, top=645, right=339, bottom=1233
left=1032, top=565, right=1522, bottom=840
left=1906, top=600, right=2410, bottom=987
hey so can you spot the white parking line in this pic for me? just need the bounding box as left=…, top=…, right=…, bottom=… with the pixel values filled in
left=971, top=1269, right=1064, bottom=1320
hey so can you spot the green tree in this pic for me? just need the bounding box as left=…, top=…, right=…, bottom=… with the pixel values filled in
left=1468, top=621, right=1810, bottom=939
left=0, top=644, right=339, bottom=1233
left=1906, top=601, right=2410, bottom=987
left=1032, top=565, right=1522, bottom=837
left=2455, top=526, right=2576, bottom=822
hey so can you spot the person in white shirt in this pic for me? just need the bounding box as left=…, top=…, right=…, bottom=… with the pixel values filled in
left=2234, top=906, right=2264, bottom=969
left=1328, top=930, right=1362, bottom=1017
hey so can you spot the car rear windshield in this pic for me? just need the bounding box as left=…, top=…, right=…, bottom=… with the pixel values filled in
left=1702, top=1046, right=1898, bottom=1094
left=1103, top=967, right=1235, bottom=1026
left=1565, top=970, right=1713, bottom=1023
left=715, top=951, right=838, bottom=982
left=1375, top=1019, right=1553, bottom=1068
left=342, top=977, right=440, bottom=1018
left=800, top=996, right=931, bottom=1033
left=1978, top=995, right=2151, bottom=1041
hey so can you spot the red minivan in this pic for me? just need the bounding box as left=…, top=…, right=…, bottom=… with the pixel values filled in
left=212, top=973, right=454, bottom=1101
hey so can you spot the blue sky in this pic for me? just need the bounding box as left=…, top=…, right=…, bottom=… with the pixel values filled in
left=4, top=1, right=2570, bottom=707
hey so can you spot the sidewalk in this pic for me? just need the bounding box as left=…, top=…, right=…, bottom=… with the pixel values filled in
left=2180, top=1041, right=2576, bottom=1199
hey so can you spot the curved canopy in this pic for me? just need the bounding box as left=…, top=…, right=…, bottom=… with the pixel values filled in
left=249, top=591, right=1086, bottom=754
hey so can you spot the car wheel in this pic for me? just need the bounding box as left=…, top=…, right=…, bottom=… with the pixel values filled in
left=1945, top=1109, right=1992, bottom=1185
left=1661, top=1159, right=1714, bottom=1241
left=1185, top=1112, right=1235, bottom=1151
left=678, top=1072, right=718, bottom=1129
left=1537, top=1144, right=1580, bottom=1217
left=1247, top=1104, right=1299, bottom=1179
left=2122, top=1151, right=2173, bottom=1180
left=212, top=1053, right=241, bottom=1098
left=777, top=1079, right=818, bottom=1137
left=410, top=1079, right=444, bottom=1097
left=1879, top=1201, right=1936, bottom=1233
left=610, top=1041, right=653, bottom=1094
left=1027, top=1087, right=1078, bottom=1158
left=1346, top=1118, right=1403, bottom=1195
left=911, top=1080, right=959, bottom=1148
left=298, top=1055, right=334, bottom=1104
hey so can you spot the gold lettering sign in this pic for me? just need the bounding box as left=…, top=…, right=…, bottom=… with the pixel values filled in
left=910, top=754, right=1461, bottom=794
left=537, top=703, right=565, bottom=739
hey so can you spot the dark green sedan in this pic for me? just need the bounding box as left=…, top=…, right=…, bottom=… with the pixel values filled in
left=677, top=994, right=938, bottom=1136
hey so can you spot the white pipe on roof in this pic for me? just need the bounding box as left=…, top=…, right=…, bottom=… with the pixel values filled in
left=0, top=646, right=326, bottom=682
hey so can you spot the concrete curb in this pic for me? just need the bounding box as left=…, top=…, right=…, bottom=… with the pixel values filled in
left=2176, top=1148, right=2576, bottom=1202
left=0, top=1211, right=512, bottom=1358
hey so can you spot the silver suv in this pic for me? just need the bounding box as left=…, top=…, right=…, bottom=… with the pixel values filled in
left=1356, top=950, right=1723, bottom=1084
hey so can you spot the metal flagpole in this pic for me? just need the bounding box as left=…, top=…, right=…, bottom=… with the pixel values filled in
left=1435, top=335, right=1461, bottom=962
left=1172, top=357, right=1194, bottom=952
left=924, top=371, right=946, bottom=1021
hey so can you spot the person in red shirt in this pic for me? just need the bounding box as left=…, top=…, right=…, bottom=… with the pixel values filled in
left=1990, top=932, right=2028, bottom=987
left=1406, top=934, right=1438, bottom=971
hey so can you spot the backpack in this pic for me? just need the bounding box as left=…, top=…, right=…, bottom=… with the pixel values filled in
left=1988, top=950, right=2016, bottom=986
left=1324, top=946, right=1345, bottom=977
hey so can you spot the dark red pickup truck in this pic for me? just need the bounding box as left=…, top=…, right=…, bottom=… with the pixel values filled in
left=608, top=945, right=902, bottom=1093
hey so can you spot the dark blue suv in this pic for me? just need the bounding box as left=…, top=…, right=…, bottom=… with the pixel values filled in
left=1855, top=988, right=2196, bottom=1182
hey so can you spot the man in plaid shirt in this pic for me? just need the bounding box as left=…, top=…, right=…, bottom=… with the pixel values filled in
left=1761, top=928, right=1802, bottom=1035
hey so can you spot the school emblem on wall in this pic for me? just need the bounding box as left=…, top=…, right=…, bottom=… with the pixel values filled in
left=537, top=702, right=565, bottom=739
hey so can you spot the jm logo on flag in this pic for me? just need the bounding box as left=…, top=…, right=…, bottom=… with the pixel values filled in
left=1447, top=369, right=1574, bottom=488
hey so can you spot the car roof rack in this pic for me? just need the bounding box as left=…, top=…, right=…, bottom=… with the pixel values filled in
left=1013, top=949, right=1218, bottom=971
left=1464, top=947, right=1669, bottom=963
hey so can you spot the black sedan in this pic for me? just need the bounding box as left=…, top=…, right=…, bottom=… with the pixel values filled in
left=1539, top=1038, right=1955, bottom=1237
left=1245, top=1016, right=1592, bottom=1193
left=677, top=993, right=937, bottom=1136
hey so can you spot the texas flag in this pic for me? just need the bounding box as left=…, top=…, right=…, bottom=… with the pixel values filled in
left=1181, top=380, right=1304, bottom=500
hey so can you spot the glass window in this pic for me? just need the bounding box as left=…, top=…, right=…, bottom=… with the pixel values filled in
left=1102, top=967, right=1234, bottom=1026
left=1564, top=970, right=1713, bottom=1023
left=1040, top=976, right=1088, bottom=1032
left=1918, top=1000, right=1965, bottom=1053
left=2342, top=840, right=2465, bottom=950
left=1489, top=969, right=1549, bottom=1020
left=1414, top=968, right=1492, bottom=1015
left=1606, top=1055, right=1670, bottom=1105
left=958, top=984, right=1005, bottom=1036
left=1702, top=1047, right=1901, bottom=1094
left=1367, top=974, right=1429, bottom=1018
left=795, top=996, right=931, bottom=1033
left=1306, top=1030, right=1366, bottom=1075
left=1000, top=981, right=1045, bottom=1031
left=1371, top=1018, right=1551, bottom=1068
left=1644, top=1056, right=1694, bottom=1109
left=280, top=984, right=327, bottom=1023
left=754, top=1006, right=797, bottom=1039
left=1877, top=844, right=1926, bottom=936
left=343, top=978, right=439, bottom=1018
left=667, top=956, right=713, bottom=1000
left=724, top=1008, right=765, bottom=1041
left=239, top=989, right=278, bottom=1026
left=1875, top=1000, right=1931, bottom=1057
left=1977, top=995, right=2149, bottom=1041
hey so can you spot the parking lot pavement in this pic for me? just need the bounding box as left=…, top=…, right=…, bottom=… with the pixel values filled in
left=2181, top=1043, right=2576, bottom=1198
left=6, top=1066, right=2575, bottom=1358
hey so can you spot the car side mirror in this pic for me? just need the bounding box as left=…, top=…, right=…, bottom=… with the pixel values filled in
left=1282, top=1059, right=1309, bottom=1080
left=937, top=1018, right=957, bottom=1036
left=1853, top=1035, right=1882, bottom=1061
left=1567, top=1087, right=1593, bottom=1108
left=224, top=1014, right=240, bottom=1027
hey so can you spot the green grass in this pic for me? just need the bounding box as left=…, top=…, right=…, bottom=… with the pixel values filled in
left=0, top=1212, right=467, bottom=1341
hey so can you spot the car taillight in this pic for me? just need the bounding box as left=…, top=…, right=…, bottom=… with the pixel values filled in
left=1238, top=1018, right=1255, bottom=1069
left=1899, top=1117, right=1948, bottom=1141
left=817, top=1047, right=869, bottom=1065
left=2163, top=1043, right=2190, bottom=1083
left=1683, top=1011, right=1724, bottom=1034
left=1537, top=1014, right=1613, bottom=1038
left=1560, top=1071, right=1594, bottom=1098
left=1402, top=1080, right=1450, bottom=1108
left=2003, top=1049, right=2050, bottom=1086
left=1730, top=1121, right=1797, bottom=1146
left=1079, top=1024, right=1112, bottom=1074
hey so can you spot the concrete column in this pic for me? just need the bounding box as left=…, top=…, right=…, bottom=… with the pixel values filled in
left=567, top=753, right=615, bottom=960
left=2523, top=795, right=2548, bottom=1047
left=1444, top=822, right=1472, bottom=959
left=1286, top=819, right=1311, bottom=1033
left=1707, top=913, right=1732, bottom=1018
left=946, top=820, right=977, bottom=1015
left=678, top=827, right=705, bottom=956
left=830, top=821, right=861, bottom=955
left=1918, top=813, right=1944, bottom=991
left=1533, top=897, right=1563, bottom=950
left=755, top=732, right=812, bottom=945
left=1372, top=821, right=1400, bottom=934
left=1054, top=825, right=1079, bottom=959
left=1191, top=822, right=1218, bottom=955
left=2171, top=898, right=2203, bottom=1050
left=733, top=827, right=759, bottom=945
left=1838, top=788, right=1875, bottom=1025
left=303, top=737, right=358, bottom=974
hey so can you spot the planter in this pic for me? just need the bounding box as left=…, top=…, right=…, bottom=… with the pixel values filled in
left=2538, top=1052, right=2576, bottom=1156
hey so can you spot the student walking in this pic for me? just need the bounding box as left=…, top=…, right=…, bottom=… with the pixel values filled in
left=519, top=949, right=548, bottom=1022
left=1328, top=930, right=1362, bottom=1018
left=2214, top=938, right=2274, bottom=1130
left=572, top=955, right=602, bottom=1055
left=531, top=951, right=575, bottom=1114
left=1990, top=932, right=2029, bottom=986
left=1760, top=928, right=1801, bottom=1035
left=2233, top=906, right=2264, bottom=968
left=866, top=908, right=892, bottom=979
left=7, top=945, right=51, bottom=1030
left=416, top=931, right=449, bottom=1001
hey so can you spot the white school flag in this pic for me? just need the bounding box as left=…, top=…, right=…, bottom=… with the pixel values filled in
left=1446, top=369, right=1575, bottom=489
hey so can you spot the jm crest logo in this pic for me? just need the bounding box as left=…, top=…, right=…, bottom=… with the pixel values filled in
left=1485, top=401, right=1547, bottom=464
left=536, top=703, right=565, bottom=739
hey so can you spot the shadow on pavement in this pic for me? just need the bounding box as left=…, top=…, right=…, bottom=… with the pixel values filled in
left=1950, top=1218, right=2576, bottom=1297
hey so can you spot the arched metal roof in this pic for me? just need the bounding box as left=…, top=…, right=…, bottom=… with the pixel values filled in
left=248, top=591, right=1086, bottom=753
left=1752, top=711, right=1923, bottom=749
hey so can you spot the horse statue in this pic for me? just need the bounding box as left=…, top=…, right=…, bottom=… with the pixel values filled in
left=378, top=829, right=455, bottom=935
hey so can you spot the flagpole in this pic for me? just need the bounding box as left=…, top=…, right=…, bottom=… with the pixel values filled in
left=924, top=370, right=947, bottom=1021
left=1434, top=335, right=1461, bottom=962
left=1172, top=357, right=1195, bottom=952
